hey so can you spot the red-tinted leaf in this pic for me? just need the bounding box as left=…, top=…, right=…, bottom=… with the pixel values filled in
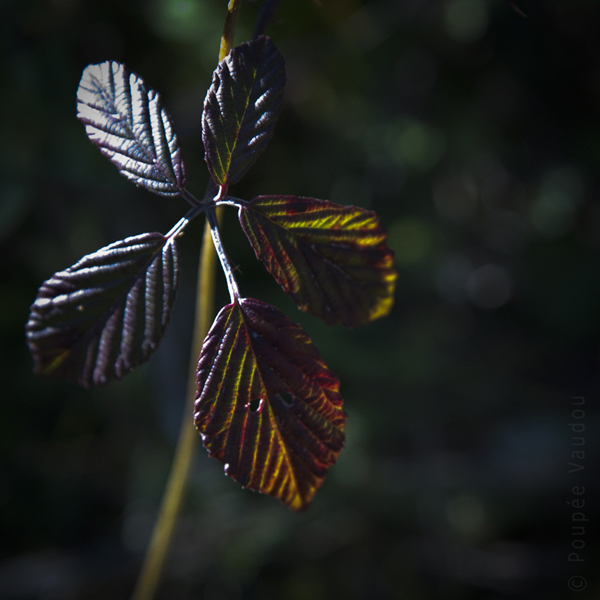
left=238, top=195, right=397, bottom=327
left=194, top=298, right=345, bottom=511
left=26, top=233, right=179, bottom=387
left=77, top=61, right=186, bottom=196
left=202, top=36, right=285, bottom=186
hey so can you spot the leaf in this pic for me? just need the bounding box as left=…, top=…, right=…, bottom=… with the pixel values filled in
left=202, top=36, right=285, bottom=186
left=26, top=233, right=180, bottom=387
left=77, top=61, right=186, bottom=196
left=195, top=298, right=345, bottom=511
left=237, top=195, right=397, bottom=327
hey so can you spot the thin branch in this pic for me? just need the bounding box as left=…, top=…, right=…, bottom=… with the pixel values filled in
left=220, top=195, right=250, bottom=208
left=253, top=0, right=283, bottom=39
left=508, top=1, right=528, bottom=18
left=165, top=205, right=204, bottom=239
left=219, top=0, right=244, bottom=61
left=179, top=187, right=203, bottom=208
left=208, top=187, right=240, bottom=303
left=130, top=205, right=221, bottom=600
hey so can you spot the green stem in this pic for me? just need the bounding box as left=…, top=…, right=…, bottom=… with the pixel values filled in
left=130, top=217, right=219, bottom=600
left=219, top=0, right=244, bottom=61
left=130, top=2, right=244, bottom=599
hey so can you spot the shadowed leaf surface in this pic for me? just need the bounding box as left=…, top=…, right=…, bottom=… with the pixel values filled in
left=77, top=61, right=186, bottom=196
left=202, top=36, right=285, bottom=186
left=26, top=233, right=180, bottom=387
left=195, top=297, right=345, bottom=511
left=237, top=196, right=397, bottom=327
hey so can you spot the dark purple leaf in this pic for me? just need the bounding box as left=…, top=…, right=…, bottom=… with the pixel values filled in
left=26, top=233, right=180, bottom=387
left=238, top=195, right=397, bottom=327
left=202, top=36, right=285, bottom=186
left=77, top=61, right=186, bottom=196
left=195, top=298, right=345, bottom=511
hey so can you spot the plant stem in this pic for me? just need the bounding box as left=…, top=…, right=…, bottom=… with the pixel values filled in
left=131, top=215, right=220, bottom=600
left=165, top=204, right=204, bottom=239
left=219, top=0, right=244, bottom=61
left=207, top=201, right=240, bottom=303
left=253, top=0, right=283, bottom=39
left=130, top=3, right=244, bottom=599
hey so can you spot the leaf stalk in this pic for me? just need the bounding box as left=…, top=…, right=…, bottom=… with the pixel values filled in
left=221, top=195, right=250, bottom=208
left=165, top=204, right=204, bottom=239
left=208, top=201, right=240, bottom=303
left=180, top=187, right=203, bottom=208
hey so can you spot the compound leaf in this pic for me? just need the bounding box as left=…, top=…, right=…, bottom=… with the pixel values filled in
left=238, top=196, right=397, bottom=327
left=195, top=297, right=345, bottom=511
left=77, top=61, right=186, bottom=196
left=202, top=36, right=285, bottom=186
left=26, top=233, right=180, bottom=387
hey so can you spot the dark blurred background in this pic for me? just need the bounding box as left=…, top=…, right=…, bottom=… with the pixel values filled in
left=1, top=0, right=599, bottom=598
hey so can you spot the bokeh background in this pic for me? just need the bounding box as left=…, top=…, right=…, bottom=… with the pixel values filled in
left=1, top=0, right=600, bottom=598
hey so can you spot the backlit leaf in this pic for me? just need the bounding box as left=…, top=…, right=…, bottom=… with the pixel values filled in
left=26, top=233, right=180, bottom=387
left=195, top=298, right=345, bottom=511
left=202, top=36, right=285, bottom=186
left=77, top=61, right=186, bottom=196
left=238, top=196, right=397, bottom=327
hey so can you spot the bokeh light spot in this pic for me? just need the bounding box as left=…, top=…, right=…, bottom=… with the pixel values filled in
left=467, top=264, right=512, bottom=310
left=446, top=493, right=487, bottom=539
left=387, top=218, right=433, bottom=266
left=433, top=173, right=478, bottom=223
left=444, top=0, right=490, bottom=43
left=530, top=166, right=585, bottom=238
left=435, top=255, right=473, bottom=305
left=386, top=119, right=446, bottom=171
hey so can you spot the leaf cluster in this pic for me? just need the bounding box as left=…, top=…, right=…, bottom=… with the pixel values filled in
left=26, top=36, right=397, bottom=510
